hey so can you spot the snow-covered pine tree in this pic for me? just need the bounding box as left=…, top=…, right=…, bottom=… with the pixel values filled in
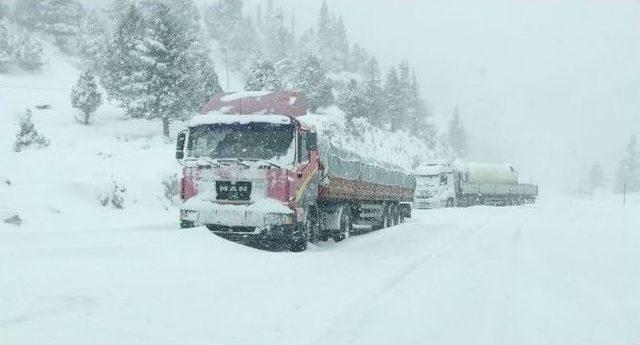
left=41, top=0, right=84, bottom=52
left=244, top=54, right=283, bottom=91
left=362, top=57, right=384, bottom=126
left=588, top=161, right=607, bottom=194
left=177, top=46, right=222, bottom=113
left=14, top=33, right=44, bottom=71
left=337, top=79, right=367, bottom=123
left=408, top=72, right=436, bottom=148
left=14, top=109, right=50, bottom=152
left=383, top=67, right=404, bottom=131
left=261, top=5, right=294, bottom=62
left=0, top=23, right=12, bottom=72
left=71, top=70, right=102, bottom=125
left=316, top=2, right=349, bottom=72
left=0, top=0, right=9, bottom=21
left=294, top=54, right=334, bottom=113
left=137, top=2, right=192, bottom=138
left=615, top=135, right=640, bottom=193
left=448, top=107, right=468, bottom=158
left=108, top=0, right=131, bottom=23
left=102, top=3, right=145, bottom=117
left=169, top=0, right=201, bottom=37
left=13, top=0, right=42, bottom=31
left=205, top=0, right=242, bottom=42
left=349, top=43, right=370, bottom=75
left=76, top=10, right=108, bottom=74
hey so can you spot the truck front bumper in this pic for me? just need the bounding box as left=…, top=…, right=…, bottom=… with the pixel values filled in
left=413, top=198, right=437, bottom=209
left=179, top=200, right=296, bottom=239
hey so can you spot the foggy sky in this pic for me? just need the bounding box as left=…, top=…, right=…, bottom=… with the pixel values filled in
left=247, top=0, right=640, bottom=190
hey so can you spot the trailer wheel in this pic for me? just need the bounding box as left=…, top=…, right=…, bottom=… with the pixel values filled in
left=392, top=204, right=400, bottom=226
left=333, top=205, right=351, bottom=242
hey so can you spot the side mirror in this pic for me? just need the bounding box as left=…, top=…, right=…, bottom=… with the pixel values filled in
left=306, top=132, right=318, bottom=151
left=176, top=131, right=186, bottom=160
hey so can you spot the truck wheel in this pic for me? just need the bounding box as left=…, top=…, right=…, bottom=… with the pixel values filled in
left=305, top=208, right=320, bottom=245
left=290, top=224, right=308, bottom=252
left=333, top=206, right=351, bottom=242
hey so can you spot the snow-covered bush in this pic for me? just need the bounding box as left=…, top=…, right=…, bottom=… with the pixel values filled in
left=14, top=33, right=44, bottom=71
left=13, top=109, right=50, bottom=152
left=161, top=174, right=180, bottom=206
left=99, top=180, right=126, bottom=209
left=71, top=70, right=102, bottom=125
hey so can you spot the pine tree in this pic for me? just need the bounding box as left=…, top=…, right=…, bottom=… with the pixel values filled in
left=13, top=0, right=42, bottom=31
left=102, top=4, right=145, bottom=117
left=294, top=54, right=333, bottom=113
left=588, top=161, right=606, bottom=194
left=137, top=2, right=194, bottom=138
left=71, top=70, right=102, bottom=125
left=14, top=109, right=50, bottom=152
left=337, top=79, right=367, bottom=122
left=0, top=0, right=9, bottom=21
left=76, top=10, right=108, bottom=73
left=0, top=23, right=12, bottom=72
left=108, top=0, right=132, bottom=23
left=41, top=0, right=85, bottom=52
left=316, top=2, right=349, bottom=72
left=244, top=54, right=282, bottom=91
left=615, top=135, right=640, bottom=193
left=383, top=67, right=404, bottom=131
left=169, top=0, right=201, bottom=36
left=14, top=33, right=44, bottom=71
left=349, top=43, right=369, bottom=74
left=448, top=108, right=468, bottom=158
left=362, top=57, right=384, bottom=126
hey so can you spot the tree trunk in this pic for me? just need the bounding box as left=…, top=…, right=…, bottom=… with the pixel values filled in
left=162, top=117, right=170, bottom=138
left=84, top=112, right=90, bottom=125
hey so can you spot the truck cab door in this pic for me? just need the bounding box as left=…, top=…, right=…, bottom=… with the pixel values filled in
left=293, top=131, right=319, bottom=207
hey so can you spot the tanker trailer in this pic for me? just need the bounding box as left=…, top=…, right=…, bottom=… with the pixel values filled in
left=454, top=162, right=538, bottom=206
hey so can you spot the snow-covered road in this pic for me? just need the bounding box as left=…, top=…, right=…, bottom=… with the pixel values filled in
left=2, top=197, right=639, bottom=345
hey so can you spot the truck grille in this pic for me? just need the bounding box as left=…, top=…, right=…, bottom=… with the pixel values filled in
left=216, top=181, right=252, bottom=201
left=206, top=225, right=256, bottom=233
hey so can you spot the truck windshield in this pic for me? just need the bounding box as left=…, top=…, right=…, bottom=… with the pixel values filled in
left=187, top=122, right=294, bottom=160
left=415, top=175, right=439, bottom=188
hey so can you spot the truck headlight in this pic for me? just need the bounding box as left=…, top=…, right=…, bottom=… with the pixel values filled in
left=264, top=213, right=294, bottom=225
left=180, top=210, right=199, bottom=222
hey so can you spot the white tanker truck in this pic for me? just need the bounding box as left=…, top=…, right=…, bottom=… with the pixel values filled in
left=413, top=162, right=538, bottom=208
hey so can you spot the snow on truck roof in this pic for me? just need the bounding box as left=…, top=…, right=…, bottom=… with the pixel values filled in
left=201, top=91, right=308, bottom=117
left=189, top=114, right=292, bottom=127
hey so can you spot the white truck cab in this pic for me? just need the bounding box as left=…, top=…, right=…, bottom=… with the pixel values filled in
left=413, top=163, right=457, bottom=209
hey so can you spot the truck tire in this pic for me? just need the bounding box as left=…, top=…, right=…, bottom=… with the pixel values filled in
left=333, top=205, right=351, bottom=242
left=306, top=207, right=320, bottom=245
left=290, top=223, right=308, bottom=252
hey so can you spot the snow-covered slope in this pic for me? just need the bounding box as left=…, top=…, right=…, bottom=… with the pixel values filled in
left=0, top=43, right=182, bottom=231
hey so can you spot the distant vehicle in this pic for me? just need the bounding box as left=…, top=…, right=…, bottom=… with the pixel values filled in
left=177, top=91, right=415, bottom=251
left=413, top=161, right=538, bottom=208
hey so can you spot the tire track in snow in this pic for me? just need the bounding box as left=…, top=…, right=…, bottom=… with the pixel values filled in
left=316, top=218, right=493, bottom=344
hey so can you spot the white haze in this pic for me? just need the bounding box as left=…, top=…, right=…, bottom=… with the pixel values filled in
left=244, top=0, right=640, bottom=191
